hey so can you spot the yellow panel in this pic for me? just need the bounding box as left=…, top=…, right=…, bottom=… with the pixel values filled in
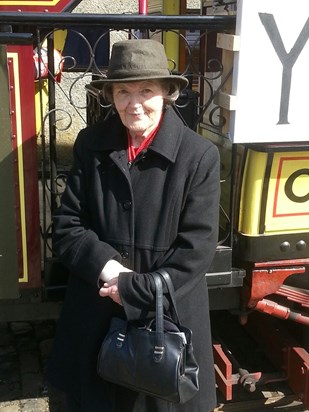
left=54, top=29, right=68, bottom=52
left=238, top=149, right=268, bottom=235
left=35, top=80, right=48, bottom=135
left=264, top=151, right=309, bottom=234
left=163, top=0, right=180, bottom=70
left=163, top=0, right=179, bottom=14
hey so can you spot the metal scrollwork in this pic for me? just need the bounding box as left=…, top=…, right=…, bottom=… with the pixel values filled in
left=32, top=22, right=233, bottom=264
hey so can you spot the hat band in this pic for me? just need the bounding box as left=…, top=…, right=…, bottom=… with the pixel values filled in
left=108, top=68, right=171, bottom=80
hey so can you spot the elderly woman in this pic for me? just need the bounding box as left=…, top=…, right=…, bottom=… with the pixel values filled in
left=47, top=39, right=220, bottom=412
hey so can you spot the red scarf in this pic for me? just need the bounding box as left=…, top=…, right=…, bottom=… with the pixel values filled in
left=127, top=117, right=162, bottom=163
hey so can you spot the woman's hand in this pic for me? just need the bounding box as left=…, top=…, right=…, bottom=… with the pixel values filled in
left=99, top=277, right=122, bottom=305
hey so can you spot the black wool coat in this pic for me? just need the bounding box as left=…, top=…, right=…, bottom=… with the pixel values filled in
left=47, top=107, right=220, bottom=412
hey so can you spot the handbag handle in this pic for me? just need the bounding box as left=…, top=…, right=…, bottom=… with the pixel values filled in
left=151, top=272, right=165, bottom=362
left=115, top=272, right=177, bottom=363
left=154, top=269, right=180, bottom=323
left=150, top=270, right=182, bottom=362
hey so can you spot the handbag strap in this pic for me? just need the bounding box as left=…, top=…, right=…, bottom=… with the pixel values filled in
left=154, top=269, right=180, bottom=323
left=151, top=272, right=165, bottom=362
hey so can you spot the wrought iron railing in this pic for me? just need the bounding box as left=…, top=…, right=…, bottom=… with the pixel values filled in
left=0, top=12, right=236, bottom=282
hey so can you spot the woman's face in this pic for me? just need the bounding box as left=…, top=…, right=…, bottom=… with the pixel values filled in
left=112, top=80, right=167, bottom=139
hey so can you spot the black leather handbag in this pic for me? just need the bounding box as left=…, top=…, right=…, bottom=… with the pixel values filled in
left=97, top=269, right=199, bottom=404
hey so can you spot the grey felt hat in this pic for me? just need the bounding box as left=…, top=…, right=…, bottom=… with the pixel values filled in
left=90, top=39, right=189, bottom=91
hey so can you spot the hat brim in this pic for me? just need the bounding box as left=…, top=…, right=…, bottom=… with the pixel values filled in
left=88, top=75, right=189, bottom=91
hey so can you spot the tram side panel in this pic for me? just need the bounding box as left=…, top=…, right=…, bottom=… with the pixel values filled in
left=0, top=45, right=19, bottom=299
left=0, top=44, right=41, bottom=300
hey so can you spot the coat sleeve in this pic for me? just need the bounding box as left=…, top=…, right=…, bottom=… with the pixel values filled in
left=52, top=131, right=122, bottom=287
left=119, top=143, right=220, bottom=320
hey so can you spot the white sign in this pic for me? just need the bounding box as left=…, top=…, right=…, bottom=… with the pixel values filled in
left=230, top=0, right=309, bottom=143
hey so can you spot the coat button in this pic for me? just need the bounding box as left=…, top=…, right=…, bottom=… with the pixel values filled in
left=121, top=251, right=129, bottom=260
left=123, top=200, right=132, bottom=210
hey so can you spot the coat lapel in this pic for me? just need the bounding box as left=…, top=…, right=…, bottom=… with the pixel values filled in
left=85, top=107, right=185, bottom=170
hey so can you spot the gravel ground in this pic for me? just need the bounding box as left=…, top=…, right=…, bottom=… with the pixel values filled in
left=0, top=321, right=65, bottom=412
left=0, top=319, right=307, bottom=412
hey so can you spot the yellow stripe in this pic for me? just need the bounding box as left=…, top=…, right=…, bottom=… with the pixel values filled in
left=8, top=52, right=28, bottom=283
left=0, top=0, right=60, bottom=5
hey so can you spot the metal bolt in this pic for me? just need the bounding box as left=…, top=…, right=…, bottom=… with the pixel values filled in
left=296, top=240, right=306, bottom=251
left=280, top=241, right=290, bottom=252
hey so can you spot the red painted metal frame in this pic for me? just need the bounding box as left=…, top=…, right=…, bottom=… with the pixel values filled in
left=213, top=343, right=233, bottom=400
left=213, top=342, right=263, bottom=401
left=245, top=312, right=309, bottom=409
left=255, top=259, right=309, bottom=268
left=242, top=259, right=309, bottom=308
left=0, top=0, right=80, bottom=12
left=277, top=284, right=309, bottom=308
left=7, top=44, right=41, bottom=289
left=255, top=299, right=309, bottom=326
left=139, top=0, right=148, bottom=15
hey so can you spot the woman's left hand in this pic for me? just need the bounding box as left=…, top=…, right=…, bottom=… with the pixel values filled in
left=99, top=277, right=122, bottom=305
